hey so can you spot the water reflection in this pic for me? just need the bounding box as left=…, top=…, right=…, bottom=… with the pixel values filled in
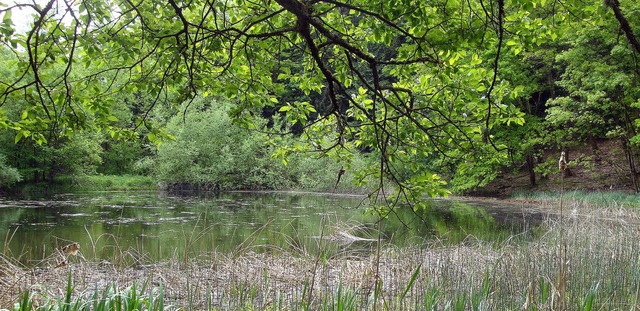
left=0, top=192, right=546, bottom=265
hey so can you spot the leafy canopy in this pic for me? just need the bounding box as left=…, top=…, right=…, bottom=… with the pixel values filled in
left=0, top=0, right=636, bottom=204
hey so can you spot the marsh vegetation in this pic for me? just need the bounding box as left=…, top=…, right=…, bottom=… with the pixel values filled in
left=1, top=192, right=640, bottom=310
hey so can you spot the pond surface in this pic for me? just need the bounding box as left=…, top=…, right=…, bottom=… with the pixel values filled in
left=0, top=191, right=547, bottom=265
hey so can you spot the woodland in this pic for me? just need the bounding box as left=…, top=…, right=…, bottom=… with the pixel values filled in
left=1, top=0, right=640, bottom=203
left=4, top=2, right=640, bottom=309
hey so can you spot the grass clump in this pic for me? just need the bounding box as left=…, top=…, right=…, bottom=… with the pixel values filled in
left=58, top=175, right=158, bottom=192
left=513, top=189, right=640, bottom=208
left=9, top=274, right=167, bottom=311
left=15, top=175, right=158, bottom=194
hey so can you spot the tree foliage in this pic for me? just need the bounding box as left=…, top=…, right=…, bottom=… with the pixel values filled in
left=155, top=99, right=281, bottom=190
left=0, top=152, right=21, bottom=186
left=1, top=0, right=640, bottom=197
left=155, top=97, right=371, bottom=192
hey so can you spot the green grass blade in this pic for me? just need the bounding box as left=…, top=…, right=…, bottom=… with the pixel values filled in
left=63, top=272, right=73, bottom=311
left=15, top=290, right=33, bottom=311
left=581, top=284, right=598, bottom=311
left=401, top=263, right=421, bottom=300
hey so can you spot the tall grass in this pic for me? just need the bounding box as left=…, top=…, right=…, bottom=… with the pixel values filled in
left=513, top=190, right=640, bottom=208
left=15, top=175, right=158, bottom=194
left=5, top=196, right=640, bottom=310
left=56, top=175, right=158, bottom=192
left=8, top=273, right=167, bottom=311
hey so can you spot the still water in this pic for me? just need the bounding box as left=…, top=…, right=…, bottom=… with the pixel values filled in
left=0, top=191, right=546, bottom=265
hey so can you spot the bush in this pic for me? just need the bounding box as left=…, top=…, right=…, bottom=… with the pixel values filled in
left=154, top=100, right=288, bottom=190
left=286, top=152, right=374, bottom=193
left=153, top=98, right=373, bottom=192
left=0, top=152, right=21, bottom=187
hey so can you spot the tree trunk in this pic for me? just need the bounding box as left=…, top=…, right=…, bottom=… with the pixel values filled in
left=526, top=154, right=536, bottom=186
left=47, top=157, right=56, bottom=185
left=562, top=151, right=573, bottom=178
left=590, top=139, right=601, bottom=164
left=622, top=140, right=640, bottom=192
left=607, top=0, right=640, bottom=55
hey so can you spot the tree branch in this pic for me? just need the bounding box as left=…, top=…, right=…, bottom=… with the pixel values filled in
left=607, top=0, right=640, bottom=55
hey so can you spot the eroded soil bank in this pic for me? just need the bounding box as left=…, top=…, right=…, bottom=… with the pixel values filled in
left=473, top=139, right=639, bottom=197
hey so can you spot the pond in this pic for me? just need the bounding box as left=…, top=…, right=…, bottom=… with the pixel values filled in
left=0, top=191, right=547, bottom=266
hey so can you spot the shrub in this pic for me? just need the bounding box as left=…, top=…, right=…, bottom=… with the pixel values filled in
left=154, top=99, right=288, bottom=190
left=0, top=152, right=21, bottom=187
left=153, top=98, right=373, bottom=192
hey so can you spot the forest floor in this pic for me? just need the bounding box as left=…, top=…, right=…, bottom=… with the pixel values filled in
left=471, top=139, right=637, bottom=197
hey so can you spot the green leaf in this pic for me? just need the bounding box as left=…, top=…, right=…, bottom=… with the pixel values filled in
left=513, top=46, right=522, bottom=55
left=14, top=131, right=23, bottom=144
left=2, top=10, right=11, bottom=24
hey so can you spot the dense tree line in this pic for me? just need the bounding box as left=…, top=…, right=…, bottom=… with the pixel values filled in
left=0, top=0, right=639, bottom=200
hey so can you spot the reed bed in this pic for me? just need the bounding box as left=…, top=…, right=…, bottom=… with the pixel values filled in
left=3, top=198, right=640, bottom=310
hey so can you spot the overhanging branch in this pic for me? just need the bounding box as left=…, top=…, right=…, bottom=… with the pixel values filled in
left=607, top=0, right=640, bottom=55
